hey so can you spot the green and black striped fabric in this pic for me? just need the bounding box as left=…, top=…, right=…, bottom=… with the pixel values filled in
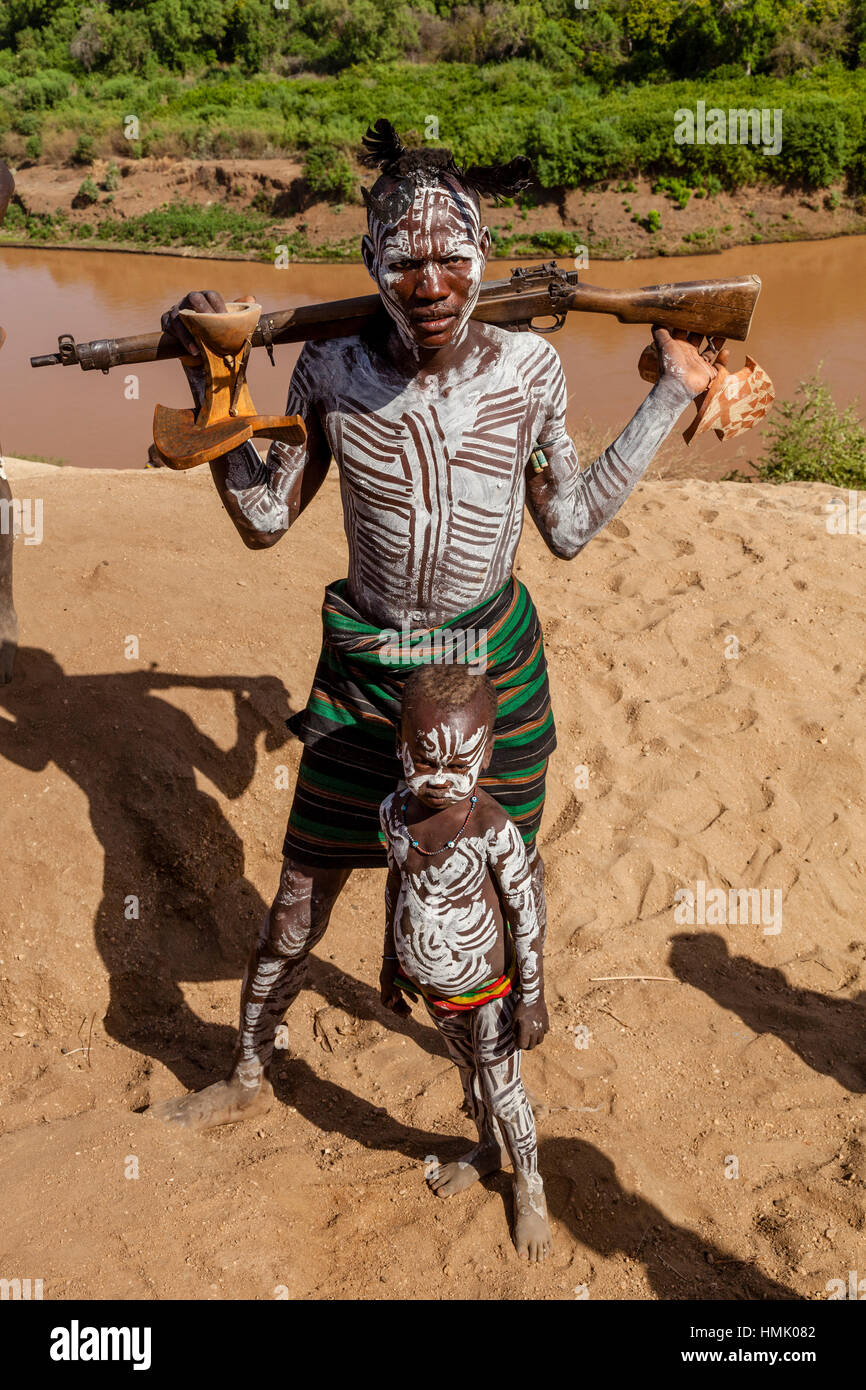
left=282, top=576, right=556, bottom=868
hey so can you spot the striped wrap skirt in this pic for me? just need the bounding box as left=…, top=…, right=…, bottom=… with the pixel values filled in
left=282, top=575, right=557, bottom=869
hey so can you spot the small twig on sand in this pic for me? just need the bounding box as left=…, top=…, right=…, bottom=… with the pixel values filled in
left=590, top=975, right=678, bottom=983
left=653, top=1250, right=691, bottom=1283
left=598, top=1007, right=631, bottom=1029
left=313, top=1008, right=334, bottom=1052
left=63, top=1012, right=97, bottom=1065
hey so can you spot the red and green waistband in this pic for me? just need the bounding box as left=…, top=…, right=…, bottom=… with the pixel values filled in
left=394, top=955, right=517, bottom=1014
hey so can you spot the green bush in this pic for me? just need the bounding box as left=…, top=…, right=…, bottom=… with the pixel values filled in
left=846, top=142, right=866, bottom=193
left=526, top=229, right=581, bottom=255
left=0, top=205, right=59, bottom=241
left=75, top=177, right=99, bottom=206
left=779, top=99, right=849, bottom=187
left=13, top=72, right=72, bottom=110
left=13, top=110, right=39, bottom=136
left=98, top=76, right=145, bottom=104
left=652, top=175, right=692, bottom=209
left=302, top=145, right=356, bottom=202
left=0, top=203, right=27, bottom=233
left=741, top=372, right=866, bottom=488
left=70, top=133, right=95, bottom=165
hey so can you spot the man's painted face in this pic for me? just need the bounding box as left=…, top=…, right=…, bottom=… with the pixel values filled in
left=400, top=715, right=491, bottom=808
left=362, top=177, right=489, bottom=352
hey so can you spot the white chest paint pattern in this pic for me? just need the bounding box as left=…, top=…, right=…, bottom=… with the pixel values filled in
left=380, top=791, right=541, bottom=1000
left=293, top=326, right=565, bottom=624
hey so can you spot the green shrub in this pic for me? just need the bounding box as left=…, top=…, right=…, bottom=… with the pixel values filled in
left=13, top=111, right=40, bottom=136
left=302, top=145, right=356, bottom=202
left=652, top=175, right=691, bottom=209
left=75, top=177, right=99, bottom=206
left=25, top=133, right=42, bottom=160
left=739, top=371, right=866, bottom=488
left=0, top=205, right=57, bottom=240
left=70, top=133, right=95, bottom=165
left=0, top=203, right=27, bottom=233
left=778, top=99, right=849, bottom=188
left=98, top=76, right=145, bottom=104
left=528, top=229, right=582, bottom=255
left=14, top=73, right=71, bottom=109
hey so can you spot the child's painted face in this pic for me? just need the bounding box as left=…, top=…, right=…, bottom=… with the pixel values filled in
left=400, top=715, right=490, bottom=808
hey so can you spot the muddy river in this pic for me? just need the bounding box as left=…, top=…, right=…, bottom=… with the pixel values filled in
left=1, top=237, right=863, bottom=474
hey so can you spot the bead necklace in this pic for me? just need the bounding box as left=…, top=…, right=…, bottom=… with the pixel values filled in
left=403, top=794, right=477, bottom=856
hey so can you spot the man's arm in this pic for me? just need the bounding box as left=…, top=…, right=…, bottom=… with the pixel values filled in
left=200, top=347, right=331, bottom=550
left=525, top=328, right=711, bottom=560
left=160, top=291, right=331, bottom=550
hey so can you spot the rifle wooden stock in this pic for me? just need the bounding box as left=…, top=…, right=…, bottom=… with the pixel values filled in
left=30, top=263, right=761, bottom=371
left=562, top=276, right=760, bottom=341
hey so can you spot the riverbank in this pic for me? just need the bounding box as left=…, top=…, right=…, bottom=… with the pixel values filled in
left=5, top=156, right=866, bottom=262
left=1, top=457, right=864, bottom=1299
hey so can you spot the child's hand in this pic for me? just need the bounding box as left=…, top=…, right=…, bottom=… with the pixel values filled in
left=380, top=961, right=411, bottom=1016
left=513, top=997, right=549, bottom=1051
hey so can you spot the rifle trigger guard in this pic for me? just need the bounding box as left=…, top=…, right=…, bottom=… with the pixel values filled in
left=529, top=313, right=567, bottom=335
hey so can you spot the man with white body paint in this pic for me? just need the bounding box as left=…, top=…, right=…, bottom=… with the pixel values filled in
left=152, top=121, right=720, bottom=1134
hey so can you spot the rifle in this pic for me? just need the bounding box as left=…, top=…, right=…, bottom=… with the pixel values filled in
left=29, top=261, right=773, bottom=465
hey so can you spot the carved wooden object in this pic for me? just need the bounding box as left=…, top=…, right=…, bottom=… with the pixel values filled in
left=151, top=302, right=306, bottom=469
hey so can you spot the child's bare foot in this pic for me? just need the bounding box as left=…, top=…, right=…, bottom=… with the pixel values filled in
left=148, top=1076, right=273, bottom=1132
left=427, top=1140, right=507, bottom=1197
left=513, top=1175, right=552, bottom=1263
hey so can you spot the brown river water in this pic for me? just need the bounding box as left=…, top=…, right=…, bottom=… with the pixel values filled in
left=1, top=237, right=863, bottom=473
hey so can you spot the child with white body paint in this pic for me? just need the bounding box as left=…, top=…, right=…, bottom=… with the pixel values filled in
left=379, top=663, right=552, bottom=1262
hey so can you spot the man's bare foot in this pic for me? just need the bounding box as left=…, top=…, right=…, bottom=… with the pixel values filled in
left=148, top=1076, right=274, bottom=1132
left=513, top=1175, right=553, bottom=1262
left=426, top=1140, right=507, bottom=1197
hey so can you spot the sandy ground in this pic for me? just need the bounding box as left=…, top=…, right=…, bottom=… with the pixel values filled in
left=0, top=457, right=864, bottom=1301
left=7, top=156, right=866, bottom=260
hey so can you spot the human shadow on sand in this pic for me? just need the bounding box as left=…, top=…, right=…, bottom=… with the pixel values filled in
left=539, top=1135, right=798, bottom=1300
left=266, top=1059, right=797, bottom=1298
left=669, top=932, right=866, bottom=1094
left=0, top=647, right=444, bottom=1089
